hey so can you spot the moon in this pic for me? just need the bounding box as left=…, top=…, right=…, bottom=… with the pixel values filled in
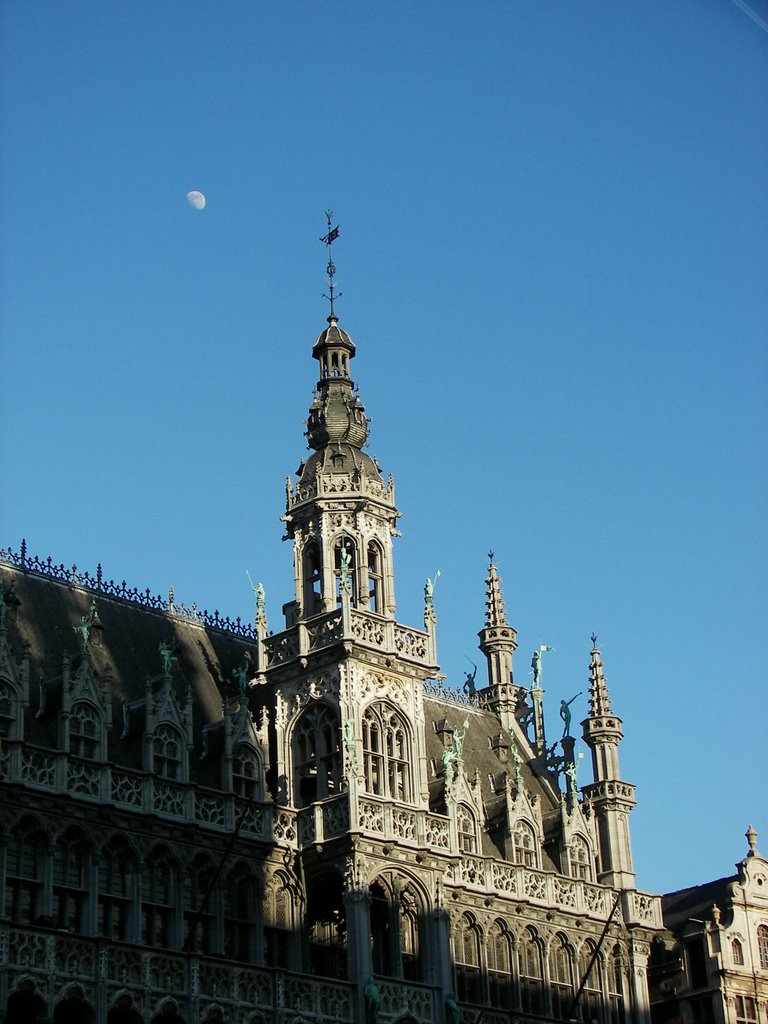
left=186, top=190, right=206, bottom=210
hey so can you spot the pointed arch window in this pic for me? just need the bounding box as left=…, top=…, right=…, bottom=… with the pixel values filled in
left=0, top=678, right=19, bottom=741
left=362, top=703, right=411, bottom=802
left=302, top=539, right=323, bottom=616
left=53, top=828, right=91, bottom=931
left=141, top=850, right=178, bottom=948
left=264, top=874, right=294, bottom=968
left=519, top=927, right=544, bottom=1016
left=367, top=542, right=383, bottom=613
left=488, top=920, right=514, bottom=1008
left=578, top=940, right=602, bottom=1023
left=307, top=872, right=347, bottom=979
left=334, top=537, right=357, bottom=605
left=512, top=820, right=538, bottom=867
left=399, top=886, right=420, bottom=981
left=457, top=804, right=477, bottom=854
left=5, top=818, right=48, bottom=924
left=152, top=723, right=183, bottom=781
left=98, top=836, right=135, bottom=941
left=455, top=912, right=482, bottom=1004
left=223, top=864, right=259, bottom=963
left=550, top=933, right=575, bottom=1019
left=69, top=701, right=101, bottom=759
left=570, top=834, right=592, bottom=880
left=183, top=855, right=217, bottom=954
left=232, top=744, right=261, bottom=801
left=292, top=703, right=341, bottom=806
left=608, top=944, right=626, bottom=1024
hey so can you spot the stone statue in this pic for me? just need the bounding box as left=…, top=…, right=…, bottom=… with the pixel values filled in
left=463, top=663, right=477, bottom=697
left=72, top=600, right=97, bottom=654
left=256, top=582, right=266, bottom=620
left=344, top=719, right=356, bottom=766
left=424, top=570, right=440, bottom=609
left=510, top=741, right=524, bottom=787
left=232, top=656, right=252, bottom=704
left=159, top=639, right=178, bottom=677
left=531, top=644, right=554, bottom=686
left=565, top=759, right=578, bottom=793
left=446, top=992, right=462, bottom=1024
left=441, top=746, right=457, bottom=778
left=339, top=542, right=351, bottom=588
left=364, top=977, right=380, bottom=1024
left=452, top=718, right=469, bottom=762
left=559, top=691, right=582, bottom=737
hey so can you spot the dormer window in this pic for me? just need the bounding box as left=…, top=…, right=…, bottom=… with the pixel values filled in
left=153, top=724, right=183, bottom=781
left=69, top=701, right=101, bottom=759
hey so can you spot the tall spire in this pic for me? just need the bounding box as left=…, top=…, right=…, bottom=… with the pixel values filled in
left=581, top=635, right=636, bottom=888
left=478, top=553, right=518, bottom=731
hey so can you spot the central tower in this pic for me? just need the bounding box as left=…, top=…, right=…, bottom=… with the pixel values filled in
left=282, top=312, right=400, bottom=624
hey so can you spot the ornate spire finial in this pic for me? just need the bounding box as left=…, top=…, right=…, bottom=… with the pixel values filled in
left=320, top=210, right=341, bottom=320
left=746, top=824, right=758, bottom=856
left=484, top=555, right=508, bottom=627
left=587, top=636, right=612, bottom=717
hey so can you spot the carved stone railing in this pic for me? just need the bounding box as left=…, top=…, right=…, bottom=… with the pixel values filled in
left=287, top=470, right=394, bottom=511
left=0, top=924, right=357, bottom=1022
left=378, top=976, right=435, bottom=1022
left=0, top=540, right=256, bottom=640
left=4, top=746, right=271, bottom=839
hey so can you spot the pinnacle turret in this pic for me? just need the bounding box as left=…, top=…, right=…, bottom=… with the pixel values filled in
left=478, top=554, right=518, bottom=730
left=484, top=552, right=508, bottom=628
left=587, top=633, right=613, bottom=718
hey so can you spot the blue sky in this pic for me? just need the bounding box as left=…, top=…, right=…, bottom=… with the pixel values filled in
left=1, top=1, right=766, bottom=895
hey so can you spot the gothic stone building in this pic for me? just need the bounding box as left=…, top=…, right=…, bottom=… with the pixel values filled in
left=649, top=827, right=768, bottom=1024
left=0, top=311, right=664, bottom=1024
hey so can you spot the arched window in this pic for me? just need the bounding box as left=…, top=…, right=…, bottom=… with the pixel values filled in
left=457, top=805, right=477, bottom=853
left=732, top=938, right=744, bottom=965
left=302, top=540, right=323, bottom=616
left=370, top=880, right=393, bottom=977
left=550, top=934, right=575, bottom=1019
left=153, top=723, right=183, bottom=781
left=608, top=944, right=625, bottom=1024
left=455, top=913, right=482, bottom=1004
left=183, top=855, right=216, bottom=955
left=578, top=940, right=602, bottom=1023
left=224, top=865, right=258, bottom=964
left=570, top=834, right=591, bottom=880
left=292, top=703, right=341, bottom=806
left=306, top=873, right=346, bottom=979
left=232, top=744, right=261, bottom=801
left=488, top=920, right=514, bottom=1008
left=141, top=849, right=177, bottom=948
left=367, top=542, right=383, bottom=613
left=264, top=874, right=293, bottom=969
left=69, top=701, right=101, bottom=759
left=6, top=980, right=47, bottom=1024
left=98, top=837, right=135, bottom=941
left=107, top=994, right=143, bottom=1024
left=0, top=678, right=19, bottom=741
left=399, top=886, right=420, bottom=981
left=53, top=828, right=91, bottom=932
left=5, top=817, right=48, bottom=924
left=512, top=820, right=537, bottom=867
left=758, top=926, right=768, bottom=970
left=362, top=703, right=411, bottom=801
left=53, top=989, right=95, bottom=1024
left=150, top=1002, right=184, bottom=1024
left=519, top=927, right=544, bottom=1016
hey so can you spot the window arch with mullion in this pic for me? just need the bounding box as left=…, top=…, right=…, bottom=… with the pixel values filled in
left=362, top=703, right=411, bottom=802
left=292, top=703, right=342, bottom=807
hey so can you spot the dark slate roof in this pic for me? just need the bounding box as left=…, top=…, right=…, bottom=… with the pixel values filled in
left=1, top=562, right=258, bottom=781
left=661, top=876, right=735, bottom=931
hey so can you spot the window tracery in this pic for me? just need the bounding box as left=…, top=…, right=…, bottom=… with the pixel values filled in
left=232, top=744, right=261, bottom=800
left=141, top=849, right=177, bottom=948
left=512, top=820, right=537, bottom=867
left=69, top=701, right=101, bottom=759
left=152, top=723, right=184, bottom=781
left=569, top=833, right=591, bottom=880
left=98, top=836, right=135, bottom=941
left=53, top=828, right=91, bottom=931
left=4, top=818, right=48, bottom=924
left=224, top=864, right=259, bottom=963
left=455, top=912, right=482, bottom=1004
left=292, top=703, right=341, bottom=806
left=550, top=933, right=575, bottom=1019
left=487, top=920, right=514, bottom=1008
left=519, top=927, right=544, bottom=1016
left=362, top=703, right=410, bottom=802
left=457, top=804, right=477, bottom=853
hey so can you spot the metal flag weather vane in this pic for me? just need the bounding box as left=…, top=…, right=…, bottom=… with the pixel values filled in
left=320, top=210, right=341, bottom=318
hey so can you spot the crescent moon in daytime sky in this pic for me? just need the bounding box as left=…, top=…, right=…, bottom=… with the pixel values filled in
left=186, top=190, right=206, bottom=210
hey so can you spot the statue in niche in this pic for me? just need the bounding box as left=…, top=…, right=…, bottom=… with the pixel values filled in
left=343, top=719, right=356, bottom=768
left=559, top=692, right=582, bottom=737
left=364, top=977, right=380, bottom=1024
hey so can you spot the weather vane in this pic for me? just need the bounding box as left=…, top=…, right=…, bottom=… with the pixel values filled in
left=320, top=210, right=341, bottom=318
